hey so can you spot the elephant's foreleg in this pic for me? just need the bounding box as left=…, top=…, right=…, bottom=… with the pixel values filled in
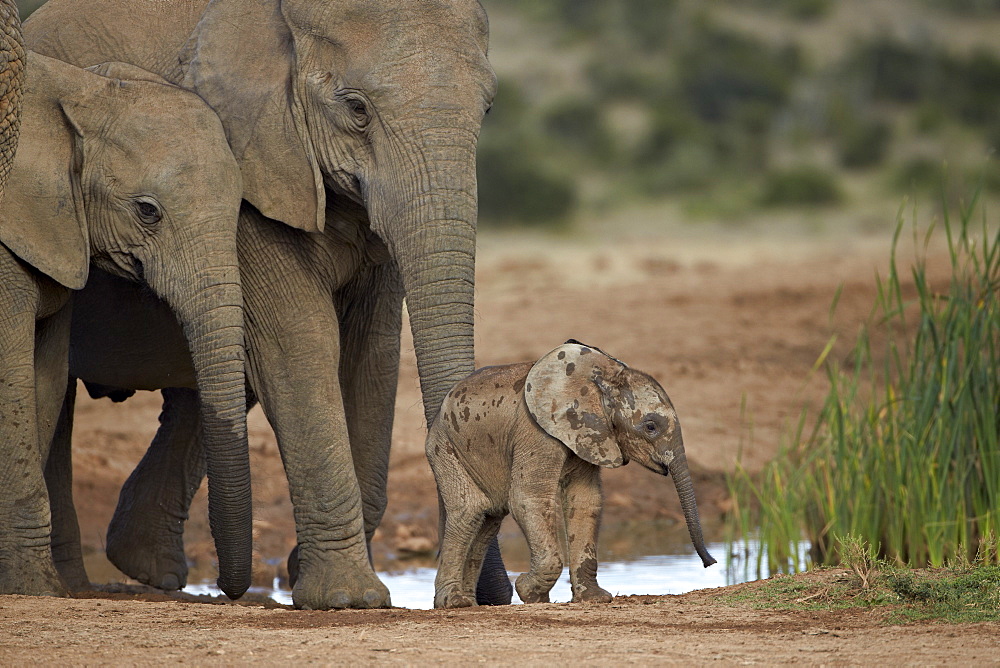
left=240, top=222, right=389, bottom=610
left=105, top=387, right=205, bottom=591
left=510, top=484, right=564, bottom=604
left=0, top=266, right=66, bottom=596
left=335, top=263, right=404, bottom=547
left=46, top=380, right=91, bottom=591
left=560, top=462, right=612, bottom=603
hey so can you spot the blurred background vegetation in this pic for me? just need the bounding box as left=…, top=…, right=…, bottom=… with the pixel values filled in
left=18, top=0, right=1000, bottom=231
left=474, top=0, right=1000, bottom=231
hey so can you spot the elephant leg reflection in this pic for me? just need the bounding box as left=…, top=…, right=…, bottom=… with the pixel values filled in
left=46, top=380, right=91, bottom=591
left=560, top=462, right=612, bottom=603
left=106, top=387, right=205, bottom=591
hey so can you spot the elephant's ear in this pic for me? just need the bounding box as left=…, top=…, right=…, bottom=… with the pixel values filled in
left=86, top=61, right=171, bottom=86
left=178, top=0, right=325, bottom=233
left=524, top=342, right=625, bottom=468
left=0, top=53, right=89, bottom=290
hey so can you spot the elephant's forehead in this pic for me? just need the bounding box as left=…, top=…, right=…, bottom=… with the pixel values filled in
left=289, top=2, right=492, bottom=85
left=630, top=378, right=674, bottom=415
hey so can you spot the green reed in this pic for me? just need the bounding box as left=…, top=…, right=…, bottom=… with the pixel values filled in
left=727, top=193, right=1000, bottom=577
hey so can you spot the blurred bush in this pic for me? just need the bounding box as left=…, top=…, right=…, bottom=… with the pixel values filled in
left=729, top=0, right=833, bottom=20
left=890, top=157, right=945, bottom=194
left=759, top=166, right=844, bottom=207
left=477, top=78, right=576, bottom=227
left=476, top=144, right=576, bottom=228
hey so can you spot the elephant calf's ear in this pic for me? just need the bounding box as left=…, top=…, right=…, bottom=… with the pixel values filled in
left=524, top=343, right=624, bottom=468
left=0, top=53, right=90, bottom=290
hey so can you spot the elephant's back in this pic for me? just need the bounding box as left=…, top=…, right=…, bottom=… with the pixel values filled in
left=24, top=0, right=209, bottom=79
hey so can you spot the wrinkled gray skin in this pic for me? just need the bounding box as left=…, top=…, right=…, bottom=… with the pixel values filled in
left=0, top=52, right=249, bottom=598
left=0, top=0, right=24, bottom=200
left=25, top=0, right=504, bottom=609
left=427, top=341, right=716, bottom=609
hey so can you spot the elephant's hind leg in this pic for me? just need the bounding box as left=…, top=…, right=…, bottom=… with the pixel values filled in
left=106, top=387, right=205, bottom=591
left=462, top=513, right=506, bottom=598
left=335, top=263, right=404, bottom=548
left=434, top=503, right=489, bottom=609
left=430, top=437, right=490, bottom=609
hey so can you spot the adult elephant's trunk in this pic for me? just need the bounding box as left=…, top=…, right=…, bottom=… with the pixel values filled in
left=668, top=449, right=717, bottom=568
left=370, top=127, right=513, bottom=605
left=372, top=131, right=478, bottom=425
left=147, top=240, right=252, bottom=599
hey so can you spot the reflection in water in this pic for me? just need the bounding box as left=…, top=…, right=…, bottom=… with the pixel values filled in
left=185, top=544, right=734, bottom=609
left=89, top=519, right=806, bottom=609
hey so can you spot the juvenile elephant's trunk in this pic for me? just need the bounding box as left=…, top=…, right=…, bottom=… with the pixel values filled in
left=668, top=450, right=716, bottom=568
left=149, top=247, right=252, bottom=599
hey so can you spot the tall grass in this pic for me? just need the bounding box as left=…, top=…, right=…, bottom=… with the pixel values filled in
left=728, top=193, right=999, bottom=577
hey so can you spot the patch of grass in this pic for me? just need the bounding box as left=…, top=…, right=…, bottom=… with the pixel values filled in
left=727, top=188, right=1000, bottom=575
left=721, top=564, right=1000, bottom=623
left=721, top=570, right=866, bottom=612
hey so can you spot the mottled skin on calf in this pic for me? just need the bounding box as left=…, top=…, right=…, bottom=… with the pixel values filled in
left=426, top=342, right=716, bottom=609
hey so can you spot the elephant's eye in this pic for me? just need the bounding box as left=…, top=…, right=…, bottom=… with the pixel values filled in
left=134, top=199, right=162, bottom=226
left=346, top=98, right=370, bottom=126
left=638, top=413, right=666, bottom=438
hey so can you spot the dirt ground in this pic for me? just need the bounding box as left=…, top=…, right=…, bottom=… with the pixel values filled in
left=5, top=224, right=995, bottom=663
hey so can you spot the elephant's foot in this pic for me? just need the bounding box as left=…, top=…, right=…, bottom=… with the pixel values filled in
left=0, top=550, right=67, bottom=597
left=571, top=582, right=613, bottom=604
left=52, top=554, right=92, bottom=593
left=291, top=545, right=391, bottom=610
left=514, top=573, right=553, bottom=604
left=434, top=587, right=476, bottom=609
left=106, top=508, right=188, bottom=591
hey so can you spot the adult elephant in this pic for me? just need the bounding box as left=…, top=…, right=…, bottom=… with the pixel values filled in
left=0, top=0, right=25, bottom=198
left=24, top=0, right=510, bottom=610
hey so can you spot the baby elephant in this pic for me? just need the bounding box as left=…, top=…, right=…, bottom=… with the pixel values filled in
left=427, top=340, right=717, bottom=609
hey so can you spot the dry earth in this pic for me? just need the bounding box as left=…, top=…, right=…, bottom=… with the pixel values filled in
left=4, top=225, right=994, bottom=664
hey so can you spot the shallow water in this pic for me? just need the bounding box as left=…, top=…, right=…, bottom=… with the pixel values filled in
left=83, top=519, right=800, bottom=608
left=182, top=519, right=787, bottom=609
left=185, top=543, right=734, bottom=609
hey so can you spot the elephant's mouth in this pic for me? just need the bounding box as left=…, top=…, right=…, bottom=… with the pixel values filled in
left=132, top=257, right=145, bottom=283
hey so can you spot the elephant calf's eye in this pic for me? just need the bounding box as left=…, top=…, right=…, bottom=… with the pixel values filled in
left=643, top=421, right=659, bottom=436
left=134, top=200, right=162, bottom=226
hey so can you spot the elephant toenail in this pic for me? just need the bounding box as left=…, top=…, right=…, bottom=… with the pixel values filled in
left=160, top=574, right=180, bottom=590
left=330, top=590, right=351, bottom=609
left=363, top=589, right=386, bottom=608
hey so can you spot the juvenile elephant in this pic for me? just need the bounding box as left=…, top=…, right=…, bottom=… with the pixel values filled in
left=427, top=341, right=717, bottom=609
left=25, top=0, right=505, bottom=609
left=0, top=52, right=250, bottom=598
